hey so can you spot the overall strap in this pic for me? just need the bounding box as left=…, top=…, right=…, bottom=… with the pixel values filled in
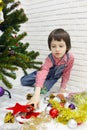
left=48, top=53, right=55, bottom=65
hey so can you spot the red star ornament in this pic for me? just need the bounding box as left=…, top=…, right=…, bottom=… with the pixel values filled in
left=25, top=111, right=40, bottom=119
left=6, top=103, right=34, bottom=115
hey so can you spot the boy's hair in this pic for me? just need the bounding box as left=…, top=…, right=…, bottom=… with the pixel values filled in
left=48, top=28, right=71, bottom=53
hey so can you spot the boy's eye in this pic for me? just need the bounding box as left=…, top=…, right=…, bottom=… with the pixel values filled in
left=59, top=45, right=63, bottom=47
left=51, top=45, right=56, bottom=48
left=51, top=44, right=64, bottom=48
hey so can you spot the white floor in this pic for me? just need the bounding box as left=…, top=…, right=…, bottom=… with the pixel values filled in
left=0, top=70, right=87, bottom=130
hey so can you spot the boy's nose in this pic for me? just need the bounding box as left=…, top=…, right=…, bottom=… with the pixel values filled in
left=56, top=47, right=59, bottom=51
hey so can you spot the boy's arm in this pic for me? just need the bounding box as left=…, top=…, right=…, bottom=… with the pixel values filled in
left=60, top=53, right=74, bottom=90
left=27, top=87, right=41, bottom=109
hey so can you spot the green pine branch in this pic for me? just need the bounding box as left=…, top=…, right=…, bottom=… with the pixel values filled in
left=0, top=72, right=13, bottom=88
left=4, top=1, right=21, bottom=14
left=0, top=0, right=42, bottom=88
left=0, top=1, right=28, bottom=32
left=1, top=69, right=16, bottom=79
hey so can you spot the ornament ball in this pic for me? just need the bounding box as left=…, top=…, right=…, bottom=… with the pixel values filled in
left=69, top=103, right=75, bottom=110
left=49, top=108, right=59, bottom=118
left=68, top=119, right=77, bottom=129
left=0, top=87, right=5, bottom=97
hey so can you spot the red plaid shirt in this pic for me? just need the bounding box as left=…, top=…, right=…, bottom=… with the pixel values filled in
left=35, top=52, right=74, bottom=89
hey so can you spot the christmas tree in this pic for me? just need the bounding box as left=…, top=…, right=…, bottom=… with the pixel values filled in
left=0, top=0, right=42, bottom=89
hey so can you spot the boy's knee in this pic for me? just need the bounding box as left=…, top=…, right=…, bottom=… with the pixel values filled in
left=20, top=76, right=27, bottom=86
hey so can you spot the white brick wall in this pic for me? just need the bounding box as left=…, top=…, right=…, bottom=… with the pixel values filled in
left=16, top=0, right=87, bottom=92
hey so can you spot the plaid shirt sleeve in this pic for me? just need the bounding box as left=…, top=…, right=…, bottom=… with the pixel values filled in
left=61, top=53, right=75, bottom=89
left=35, top=56, right=53, bottom=88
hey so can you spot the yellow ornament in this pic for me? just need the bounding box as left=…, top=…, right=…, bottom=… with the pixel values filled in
left=0, top=0, right=3, bottom=11
left=4, top=112, right=15, bottom=123
left=0, top=0, right=4, bottom=23
left=49, top=91, right=87, bottom=125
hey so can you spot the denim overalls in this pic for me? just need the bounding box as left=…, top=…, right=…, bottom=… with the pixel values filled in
left=21, top=53, right=69, bottom=91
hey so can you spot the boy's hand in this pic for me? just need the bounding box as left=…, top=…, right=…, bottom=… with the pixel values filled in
left=27, top=87, right=41, bottom=109
left=27, top=95, right=40, bottom=109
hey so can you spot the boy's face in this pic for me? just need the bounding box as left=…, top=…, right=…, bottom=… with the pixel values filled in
left=50, top=39, right=67, bottom=58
